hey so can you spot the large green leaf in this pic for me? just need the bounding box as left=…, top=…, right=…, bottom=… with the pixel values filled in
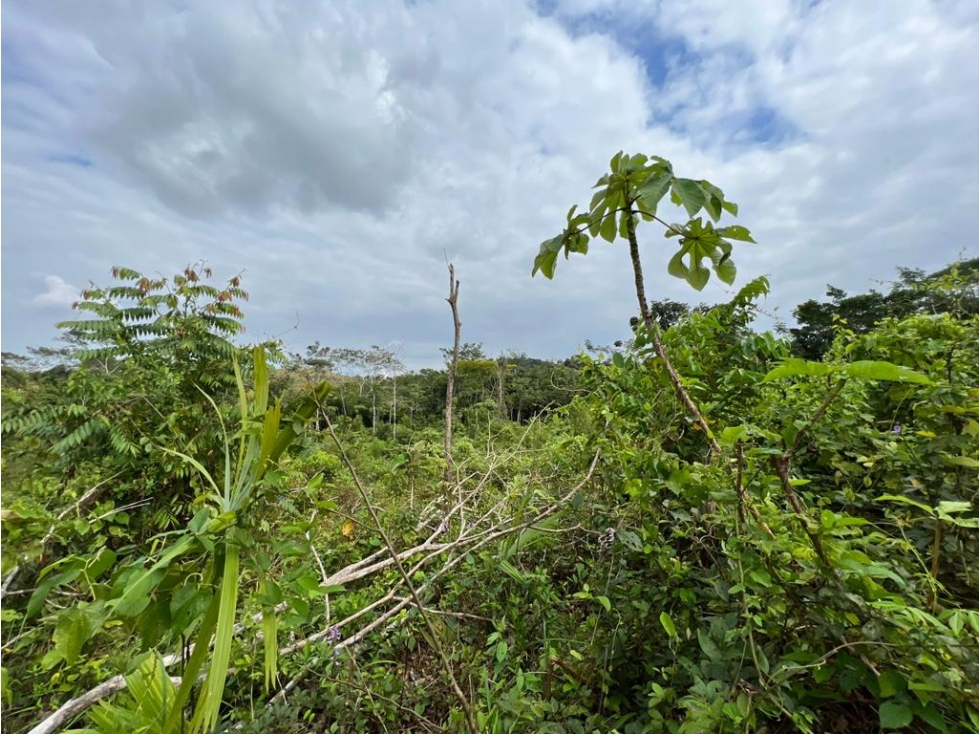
left=842, top=361, right=932, bottom=384
left=879, top=700, right=913, bottom=729
left=671, top=178, right=706, bottom=218
left=637, top=173, right=672, bottom=217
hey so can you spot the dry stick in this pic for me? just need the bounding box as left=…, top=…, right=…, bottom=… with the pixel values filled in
left=320, top=412, right=480, bottom=734
left=2, top=472, right=123, bottom=600
left=444, top=262, right=462, bottom=495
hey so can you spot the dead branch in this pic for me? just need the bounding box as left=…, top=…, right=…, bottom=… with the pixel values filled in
left=444, top=262, right=461, bottom=494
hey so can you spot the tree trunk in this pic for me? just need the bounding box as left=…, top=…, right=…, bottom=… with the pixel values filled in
left=624, top=201, right=721, bottom=457
left=444, top=264, right=461, bottom=491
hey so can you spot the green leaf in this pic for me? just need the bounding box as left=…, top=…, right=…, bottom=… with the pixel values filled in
left=499, top=560, right=526, bottom=584
left=637, top=173, right=672, bottom=216
left=689, top=258, right=710, bottom=291
left=668, top=248, right=690, bottom=280
left=596, top=596, right=611, bottom=612
left=496, top=640, right=508, bottom=662
left=533, top=250, right=559, bottom=280
left=879, top=700, right=913, bottom=729
left=42, top=603, right=107, bottom=669
left=719, top=425, right=748, bottom=446
left=943, top=455, right=979, bottom=469
left=763, top=359, right=837, bottom=382
left=671, top=179, right=706, bottom=218
left=697, top=628, right=722, bottom=661
left=843, top=361, right=932, bottom=384
left=659, top=611, right=677, bottom=638
left=716, top=225, right=755, bottom=242
left=599, top=212, right=617, bottom=243
left=878, top=670, right=907, bottom=698
left=877, top=494, right=934, bottom=515
left=716, top=255, right=737, bottom=285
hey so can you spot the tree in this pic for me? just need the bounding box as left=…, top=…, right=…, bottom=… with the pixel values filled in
left=789, top=257, right=979, bottom=360
left=533, top=151, right=754, bottom=452
left=1, top=264, right=253, bottom=521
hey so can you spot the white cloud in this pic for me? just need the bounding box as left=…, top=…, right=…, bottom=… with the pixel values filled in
left=32, top=276, right=79, bottom=308
left=2, top=0, right=977, bottom=365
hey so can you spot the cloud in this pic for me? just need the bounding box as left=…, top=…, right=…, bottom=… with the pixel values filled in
left=32, top=275, right=79, bottom=308
left=2, top=0, right=977, bottom=366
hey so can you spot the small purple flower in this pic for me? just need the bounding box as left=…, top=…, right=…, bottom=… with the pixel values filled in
left=326, top=625, right=341, bottom=644
left=892, top=424, right=903, bottom=435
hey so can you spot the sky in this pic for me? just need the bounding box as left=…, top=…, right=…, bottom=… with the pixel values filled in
left=2, top=0, right=978, bottom=368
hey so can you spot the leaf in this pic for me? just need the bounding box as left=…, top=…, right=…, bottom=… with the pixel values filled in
left=697, top=628, right=722, bottom=661
left=879, top=700, right=913, bottom=729
left=717, top=225, right=756, bottom=243
left=671, top=179, right=706, bottom=217
left=716, top=255, right=737, bottom=285
left=943, top=455, right=979, bottom=469
left=599, top=212, right=617, bottom=243
left=719, top=425, right=748, bottom=446
left=668, top=248, right=690, bottom=280
left=877, top=494, right=934, bottom=515
left=617, top=530, right=643, bottom=552
left=762, top=359, right=836, bottom=382
left=689, top=258, right=710, bottom=291
left=42, top=603, right=107, bottom=669
left=659, top=611, right=677, bottom=638
left=532, top=236, right=564, bottom=279
left=637, top=173, right=672, bottom=216
left=877, top=670, right=908, bottom=699
left=843, top=361, right=932, bottom=384
left=596, top=596, right=611, bottom=612
left=499, top=559, right=526, bottom=584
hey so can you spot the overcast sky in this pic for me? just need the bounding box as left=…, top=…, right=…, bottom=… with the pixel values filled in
left=3, top=0, right=978, bottom=368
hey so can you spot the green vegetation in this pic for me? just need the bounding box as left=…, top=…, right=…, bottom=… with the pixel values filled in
left=2, top=154, right=978, bottom=733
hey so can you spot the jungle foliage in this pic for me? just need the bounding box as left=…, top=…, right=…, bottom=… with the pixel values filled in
left=2, top=153, right=978, bottom=734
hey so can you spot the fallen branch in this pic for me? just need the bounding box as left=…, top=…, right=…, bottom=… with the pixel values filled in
left=27, top=451, right=600, bottom=734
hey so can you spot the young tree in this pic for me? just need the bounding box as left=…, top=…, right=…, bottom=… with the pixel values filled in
left=533, top=151, right=754, bottom=455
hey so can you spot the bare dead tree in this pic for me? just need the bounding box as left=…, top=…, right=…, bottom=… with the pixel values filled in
left=443, top=263, right=461, bottom=492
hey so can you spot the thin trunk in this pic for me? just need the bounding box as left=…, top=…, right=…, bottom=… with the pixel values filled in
left=624, top=201, right=721, bottom=457
left=444, top=264, right=462, bottom=492
left=392, top=375, right=398, bottom=440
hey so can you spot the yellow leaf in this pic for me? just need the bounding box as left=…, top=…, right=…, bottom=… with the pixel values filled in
left=341, top=519, right=355, bottom=540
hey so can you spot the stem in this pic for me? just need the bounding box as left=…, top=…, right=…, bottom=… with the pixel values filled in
left=623, top=200, right=721, bottom=456
left=928, top=520, right=943, bottom=613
